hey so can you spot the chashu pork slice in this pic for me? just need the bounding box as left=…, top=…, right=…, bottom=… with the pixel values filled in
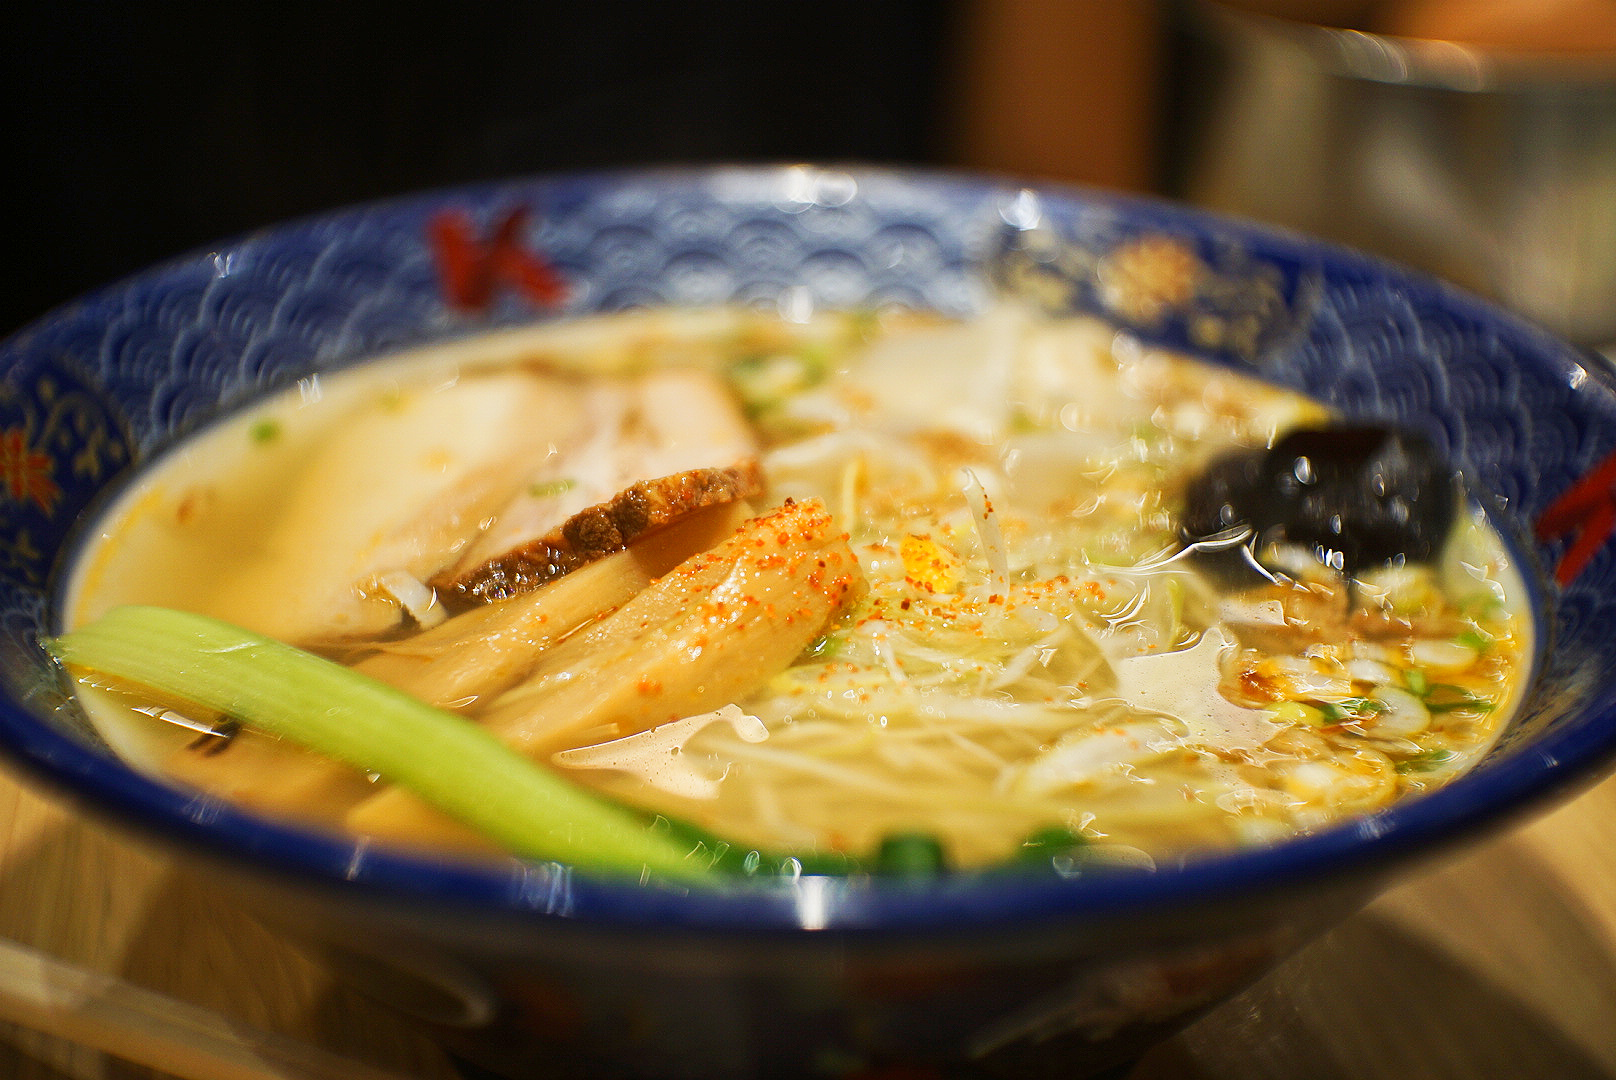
left=210, top=369, right=598, bottom=645
left=432, top=367, right=763, bottom=607
left=214, top=364, right=759, bottom=642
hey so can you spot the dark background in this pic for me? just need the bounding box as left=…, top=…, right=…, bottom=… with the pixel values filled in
left=3, top=3, right=968, bottom=339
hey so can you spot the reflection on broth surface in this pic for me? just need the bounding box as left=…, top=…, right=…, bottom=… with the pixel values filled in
left=58, top=304, right=1531, bottom=876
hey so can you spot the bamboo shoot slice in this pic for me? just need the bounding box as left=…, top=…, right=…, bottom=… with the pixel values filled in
left=346, top=499, right=863, bottom=843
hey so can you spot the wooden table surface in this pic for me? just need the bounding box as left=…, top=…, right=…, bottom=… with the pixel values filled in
left=0, top=760, right=1613, bottom=1080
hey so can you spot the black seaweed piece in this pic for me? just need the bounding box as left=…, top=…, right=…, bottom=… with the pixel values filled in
left=1181, top=424, right=1459, bottom=580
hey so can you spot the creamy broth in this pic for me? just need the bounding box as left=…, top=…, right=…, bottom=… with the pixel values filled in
left=62, top=305, right=1532, bottom=872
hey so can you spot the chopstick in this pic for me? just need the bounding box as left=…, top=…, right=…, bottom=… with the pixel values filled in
left=0, top=935, right=415, bottom=1080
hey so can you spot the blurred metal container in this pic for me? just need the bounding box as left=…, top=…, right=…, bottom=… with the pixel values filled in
left=1177, top=3, right=1616, bottom=346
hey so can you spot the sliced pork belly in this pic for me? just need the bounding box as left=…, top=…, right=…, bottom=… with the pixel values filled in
left=432, top=367, right=762, bottom=606
left=432, top=462, right=763, bottom=607
left=215, top=363, right=757, bottom=642
left=212, top=370, right=595, bottom=644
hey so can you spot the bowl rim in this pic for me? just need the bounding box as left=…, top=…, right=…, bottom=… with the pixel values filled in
left=4, top=162, right=1616, bottom=936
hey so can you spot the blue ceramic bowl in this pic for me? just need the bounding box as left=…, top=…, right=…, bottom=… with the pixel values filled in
left=4, top=166, right=1616, bottom=1079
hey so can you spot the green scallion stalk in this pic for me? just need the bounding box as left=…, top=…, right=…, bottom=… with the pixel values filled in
left=45, top=605, right=709, bottom=883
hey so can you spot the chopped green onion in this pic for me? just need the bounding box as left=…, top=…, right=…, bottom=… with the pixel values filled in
left=793, top=849, right=864, bottom=877
left=1320, top=697, right=1384, bottom=723
left=801, top=630, right=845, bottom=662
left=1396, top=748, right=1457, bottom=773
left=875, top=832, right=948, bottom=879
left=1455, top=628, right=1492, bottom=653
left=527, top=478, right=577, bottom=498
left=1017, top=825, right=1088, bottom=862
left=1267, top=700, right=1329, bottom=727
left=1008, top=411, right=1042, bottom=435
left=846, top=307, right=881, bottom=341
left=1425, top=693, right=1496, bottom=715
left=650, top=816, right=861, bottom=878
left=1404, top=668, right=1430, bottom=697
left=1166, top=576, right=1186, bottom=645
left=249, top=419, right=281, bottom=444
left=724, top=348, right=827, bottom=416
left=1459, top=594, right=1506, bottom=621
left=45, top=606, right=709, bottom=883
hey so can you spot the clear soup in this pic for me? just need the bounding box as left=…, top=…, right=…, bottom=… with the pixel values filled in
left=61, top=304, right=1531, bottom=874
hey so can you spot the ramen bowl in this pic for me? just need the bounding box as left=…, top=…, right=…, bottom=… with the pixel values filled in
left=3, top=167, right=1616, bottom=1079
